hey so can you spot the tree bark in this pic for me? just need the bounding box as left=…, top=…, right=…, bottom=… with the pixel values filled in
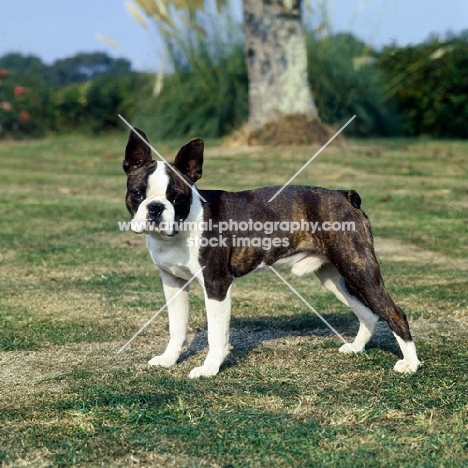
left=243, top=0, right=318, bottom=131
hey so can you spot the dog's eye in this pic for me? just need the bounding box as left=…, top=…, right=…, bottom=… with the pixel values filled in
left=173, top=194, right=185, bottom=204
left=131, top=190, right=144, bottom=202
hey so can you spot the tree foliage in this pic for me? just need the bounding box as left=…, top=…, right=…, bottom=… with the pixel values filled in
left=0, top=53, right=47, bottom=76
left=0, top=52, right=132, bottom=86
left=44, top=52, right=132, bottom=86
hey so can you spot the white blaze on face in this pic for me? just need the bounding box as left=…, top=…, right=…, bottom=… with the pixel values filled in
left=131, top=162, right=176, bottom=235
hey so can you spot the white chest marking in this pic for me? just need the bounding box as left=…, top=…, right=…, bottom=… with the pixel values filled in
left=145, top=187, right=204, bottom=282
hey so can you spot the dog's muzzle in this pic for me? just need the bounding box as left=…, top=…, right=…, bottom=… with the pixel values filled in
left=148, top=202, right=165, bottom=219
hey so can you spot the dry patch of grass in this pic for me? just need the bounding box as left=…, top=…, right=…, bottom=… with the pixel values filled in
left=374, top=237, right=468, bottom=270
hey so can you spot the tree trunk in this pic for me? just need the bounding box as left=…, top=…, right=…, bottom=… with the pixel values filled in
left=243, top=0, right=318, bottom=131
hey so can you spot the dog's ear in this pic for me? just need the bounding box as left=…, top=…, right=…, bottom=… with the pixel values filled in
left=173, top=138, right=204, bottom=183
left=123, top=128, right=153, bottom=174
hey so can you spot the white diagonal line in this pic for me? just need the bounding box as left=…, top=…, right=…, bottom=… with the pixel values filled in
left=118, top=114, right=207, bottom=203
left=268, top=115, right=356, bottom=203
left=268, top=266, right=356, bottom=354
left=117, top=266, right=205, bottom=354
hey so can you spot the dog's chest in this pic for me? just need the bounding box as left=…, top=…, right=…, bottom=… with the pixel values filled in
left=146, top=233, right=201, bottom=281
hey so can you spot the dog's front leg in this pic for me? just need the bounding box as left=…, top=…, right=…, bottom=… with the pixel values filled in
left=148, top=269, right=189, bottom=368
left=189, top=285, right=232, bottom=379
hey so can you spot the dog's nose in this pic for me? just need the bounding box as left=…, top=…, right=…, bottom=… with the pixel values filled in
left=148, top=202, right=165, bottom=218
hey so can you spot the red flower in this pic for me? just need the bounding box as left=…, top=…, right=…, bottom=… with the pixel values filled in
left=19, top=111, right=30, bottom=121
left=0, top=102, right=12, bottom=111
left=14, top=86, right=26, bottom=96
left=0, top=69, right=8, bottom=77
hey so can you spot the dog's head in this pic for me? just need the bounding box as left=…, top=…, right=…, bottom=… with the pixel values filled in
left=123, top=128, right=203, bottom=236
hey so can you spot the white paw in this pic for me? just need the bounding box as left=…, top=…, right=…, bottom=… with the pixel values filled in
left=393, top=359, right=421, bottom=374
left=188, top=364, right=220, bottom=379
left=339, top=342, right=365, bottom=353
left=148, top=353, right=178, bottom=368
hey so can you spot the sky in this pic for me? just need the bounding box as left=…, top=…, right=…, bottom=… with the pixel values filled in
left=0, top=0, right=467, bottom=71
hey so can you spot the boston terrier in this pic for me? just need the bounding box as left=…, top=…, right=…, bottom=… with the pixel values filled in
left=122, top=128, right=421, bottom=378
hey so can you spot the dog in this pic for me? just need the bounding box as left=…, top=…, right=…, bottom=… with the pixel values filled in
left=122, top=128, right=421, bottom=378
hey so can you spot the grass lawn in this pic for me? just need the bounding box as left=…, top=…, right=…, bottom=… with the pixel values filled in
left=0, top=133, right=467, bottom=467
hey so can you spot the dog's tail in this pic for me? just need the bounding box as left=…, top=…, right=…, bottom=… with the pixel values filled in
left=339, top=189, right=373, bottom=245
left=341, top=190, right=361, bottom=209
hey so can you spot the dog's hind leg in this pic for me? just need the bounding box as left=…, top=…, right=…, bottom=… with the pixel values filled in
left=325, top=244, right=421, bottom=373
left=315, top=263, right=379, bottom=353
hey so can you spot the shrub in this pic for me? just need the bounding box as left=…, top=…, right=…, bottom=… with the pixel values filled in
left=379, top=32, right=468, bottom=138
left=48, top=83, right=88, bottom=132
left=0, top=52, right=140, bottom=138
left=86, top=72, right=151, bottom=133
left=46, top=72, right=151, bottom=134
left=307, top=33, right=401, bottom=136
left=0, top=69, right=50, bottom=138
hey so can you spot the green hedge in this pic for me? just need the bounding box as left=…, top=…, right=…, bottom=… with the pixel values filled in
left=0, top=69, right=150, bottom=138
left=379, top=33, right=468, bottom=137
left=0, top=53, right=144, bottom=138
left=48, top=73, right=151, bottom=133
left=1, top=31, right=468, bottom=139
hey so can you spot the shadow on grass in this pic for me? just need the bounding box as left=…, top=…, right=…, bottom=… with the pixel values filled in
left=178, top=312, right=400, bottom=370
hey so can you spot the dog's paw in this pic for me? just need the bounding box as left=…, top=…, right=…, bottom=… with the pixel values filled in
left=339, top=342, right=365, bottom=354
left=188, top=364, right=220, bottom=379
left=148, top=353, right=177, bottom=368
left=393, top=359, right=422, bottom=374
